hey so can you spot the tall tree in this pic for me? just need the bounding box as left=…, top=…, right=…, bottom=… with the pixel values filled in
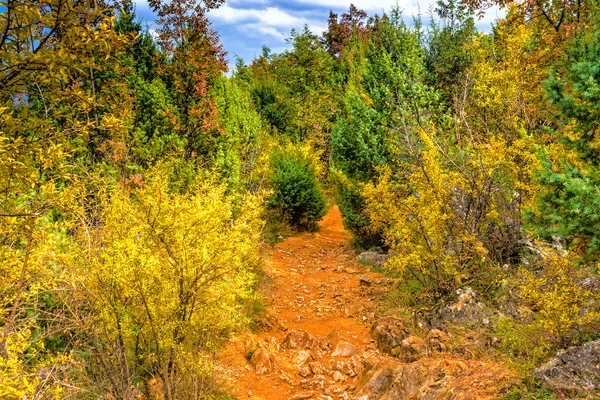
left=149, top=0, right=227, bottom=157
left=323, top=4, right=368, bottom=57
left=461, top=0, right=587, bottom=32
left=0, top=0, right=130, bottom=395
left=426, top=0, right=476, bottom=103
left=532, top=10, right=600, bottom=259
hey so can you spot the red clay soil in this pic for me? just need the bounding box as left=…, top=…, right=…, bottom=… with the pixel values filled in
left=218, top=206, right=382, bottom=399
left=217, top=206, right=516, bottom=400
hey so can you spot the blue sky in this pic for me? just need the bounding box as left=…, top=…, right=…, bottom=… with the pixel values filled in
left=134, top=0, right=504, bottom=69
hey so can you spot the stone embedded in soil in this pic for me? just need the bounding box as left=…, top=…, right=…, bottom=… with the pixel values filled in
left=327, top=330, right=342, bottom=347
left=269, top=336, right=281, bottom=352
left=306, top=335, right=330, bottom=355
left=330, top=359, right=358, bottom=377
left=299, top=363, right=313, bottom=378
left=350, top=355, right=365, bottom=377
left=534, top=339, right=600, bottom=396
left=220, top=208, right=516, bottom=400
left=265, top=314, right=289, bottom=332
left=359, top=277, right=373, bottom=287
left=331, top=340, right=358, bottom=357
left=244, top=337, right=258, bottom=355
left=302, top=375, right=327, bottom=391
left=427, top=329, right=449, bottom=353
left=331, top=370, right=346, bottom=383
left=284, top=330, right=312, bottom=349
left=432, top=287, right=494, bottom=328
left=395, top=335, right=427, bottom=362
left=289, top=392, right=314, bottom=400
left=354, top=364, right=395, bottom=400
left=354, top=357, right=516, bottom=399
left=370, top=317, right=410, bottom=356
left=325, top=385, right=343, bottom=396
left=356, top=251, right=391, bottom=268
left=250, top=346, right=273, bottom=375
left=309, top=361, right=328, bottom=375
left=294, top=349, right=314, bottom=366
left=279, top=373, right=294, bottom=386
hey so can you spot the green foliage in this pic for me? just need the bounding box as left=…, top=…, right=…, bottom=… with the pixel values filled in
left=330, top=8, right=439, bottom=247
left=268, top=145, right=326, bottom=231
left=330, top=90, right=388, bottom=246
left=530, top=14, right=600, bottom=260
left=363, top=9, right=437, bottom=117
left=276, top=27, right=337, bottom=144
left=0, top=0, right=132, bottom=395
left=492, top=249, right=599, bottom=389
left=494, top=316, right=554, bottom=376
left=252, top=82, right=294, bottom=135
left=249, top=26, right=336, bottom=151
left=331, top=90, right=388, bottom=181
left=213, top=75, right=265, bottom=191
left=363, top=131, right=523, bottom=299
left=0, top=1, right=266, bottom=397
left=545, top=16, right=600, bottom=161
left=502, top=387, right=558, bottom=400
left=3, top=0, right=600, bottom=397
left=426, top=0, right=476, bottom=101
left=328, top=170, right=376, bottom=249
left=131, top=77, right=183, bottom=165
left=530, top=158, right=600, bottom=258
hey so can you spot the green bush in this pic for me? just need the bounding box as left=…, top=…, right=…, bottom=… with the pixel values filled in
left=528, top=158, right=600, bottom=260
left=252, top=83, right=294, bottom=135
left=336, top=182, right=382, bottom=248
left=530, top=14, right=600, bottom=260
left=330, top=90, right=388, bottom=247
left=268, top=149, right=326, bottom=231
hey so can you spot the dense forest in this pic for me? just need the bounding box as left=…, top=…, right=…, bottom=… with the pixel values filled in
left=1, top=0, right=599, bottom=398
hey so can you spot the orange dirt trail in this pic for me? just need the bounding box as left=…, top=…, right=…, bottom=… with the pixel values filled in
left=218, top=206, right=516, bottom=400
left=219, top=206, right=383, bottom=399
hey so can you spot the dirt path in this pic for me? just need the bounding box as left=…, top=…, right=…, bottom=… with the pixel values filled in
left=219, top=206, right=384, bottom=399
left=218, top=206, right=516, bottom=400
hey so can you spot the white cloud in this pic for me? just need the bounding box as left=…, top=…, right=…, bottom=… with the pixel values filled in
left=227, top=0, right=270, bottom=4
left=291, top=0, right=420, bottom=14
left=210, top=5, right=309, bottom=27
left=210, top=4, right=330, bottom=45
left=290, top=0, right=504, bottom=23
left=136, top=0, right=505, bottom=68
left=240, top=23, right=287, bottom=40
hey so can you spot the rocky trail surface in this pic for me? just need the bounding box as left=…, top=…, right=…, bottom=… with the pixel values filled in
left=218, top=207, right=516, bottom=400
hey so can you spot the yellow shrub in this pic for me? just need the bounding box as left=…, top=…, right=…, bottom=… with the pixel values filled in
left=364, top=129, right=486, bottom=298
left=363, top=127, right=529, bottom=300
left=519, top=251, right=599, bottom=345
left=67, top=166, right=265, bottom=398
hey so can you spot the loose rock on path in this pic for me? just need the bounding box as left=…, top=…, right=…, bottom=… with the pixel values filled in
left=218, top=206, right=516, bottom=400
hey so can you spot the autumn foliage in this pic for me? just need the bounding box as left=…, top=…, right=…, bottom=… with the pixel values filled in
left=1, top=0, right=600, bottom=397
